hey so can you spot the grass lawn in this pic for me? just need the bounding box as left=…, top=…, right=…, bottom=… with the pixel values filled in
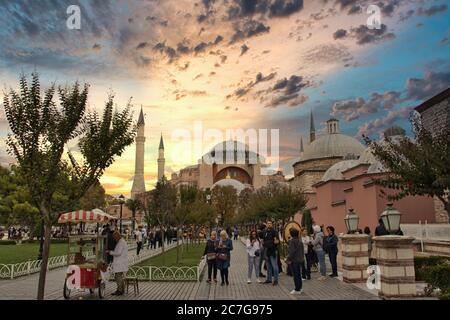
left=0, top=243, right=67, bottom=264
left=137, top=243, right=204, bottom=267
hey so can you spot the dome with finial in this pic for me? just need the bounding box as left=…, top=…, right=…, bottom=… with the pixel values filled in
left=301, top=118, right=365, bottom=161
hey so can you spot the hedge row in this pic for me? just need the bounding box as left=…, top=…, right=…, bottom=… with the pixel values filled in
left=0, top=239, right=68, bottom=245
left=414, top=256, right=450, bottom=299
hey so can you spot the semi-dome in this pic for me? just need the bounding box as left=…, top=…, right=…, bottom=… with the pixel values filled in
left=302, top=133, right=365, bottom=161
left=321, top=160, right=360, bottom=182
left=359, top=147, right=377, bottom=164
left=212, top=178, right=248, bottom=193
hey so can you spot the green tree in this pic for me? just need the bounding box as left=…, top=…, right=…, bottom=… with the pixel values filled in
left=148, top=176, right=177, bottom=257
left=125, top=198, right=142, bottom=232
left=78, top=182, right=106, bottom=211
left=3, top=72, right=136, bottom=299
left=211, top=185, right=238, bottom=226
left=301, top=209, right=313, bottom=235
left=363, top=115, right=450, bottom=218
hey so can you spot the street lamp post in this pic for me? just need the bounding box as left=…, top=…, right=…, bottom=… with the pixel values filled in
left=344, top=208, right=359, bottom=234
left=380, top=203, right=402, bottom=234
left=118, top=194, right=125, bottom=234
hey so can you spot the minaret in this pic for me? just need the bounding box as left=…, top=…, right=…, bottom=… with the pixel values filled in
left=131, top=107, right=146, bottom=199
left=300, top=136, right=304, bottom=156
left=309, top=110, right=316, bottom=143
left=157, top=133, right=165, bottom=181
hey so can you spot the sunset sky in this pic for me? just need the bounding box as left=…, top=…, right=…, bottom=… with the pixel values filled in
left=0, top=0, right=449, bottom=196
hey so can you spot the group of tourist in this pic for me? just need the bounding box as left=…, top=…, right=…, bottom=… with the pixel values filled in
left=202, top=220, right=342, bottom=295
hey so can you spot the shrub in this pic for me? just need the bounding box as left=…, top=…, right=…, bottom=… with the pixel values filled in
left=439, top=292, right=450, bottom=300
left=421, top=263, right=450, bottom=294
left=414, top=256, right=449, bottom=281
left=0, top=240, right=17, bottom=245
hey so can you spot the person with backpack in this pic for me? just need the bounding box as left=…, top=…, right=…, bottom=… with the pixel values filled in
left=310, top=224, right=326, bottom=280
left=325, top=226, right=339, bottom=277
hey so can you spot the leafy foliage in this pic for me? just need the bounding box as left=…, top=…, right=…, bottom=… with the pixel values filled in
left=363, top=114, right=450, bottom=218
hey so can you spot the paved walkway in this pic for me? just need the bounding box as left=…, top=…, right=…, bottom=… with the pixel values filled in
left=0, top=239, right=379, bottom=300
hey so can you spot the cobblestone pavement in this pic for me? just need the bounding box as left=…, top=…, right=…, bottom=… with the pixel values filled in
left=0, top=239, right=379, bottom=300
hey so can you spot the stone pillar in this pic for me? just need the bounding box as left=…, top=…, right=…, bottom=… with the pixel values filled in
left=373, top=236, right=416, bottom=299
left=340, top=234, right=369, bottom=283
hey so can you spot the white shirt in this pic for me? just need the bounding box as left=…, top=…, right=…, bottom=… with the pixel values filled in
left=109, top=238, right=129, bottom=273
left=246, top=238, right=261, bottom=257
left=301, top=235, right=311, bottom=254
left=135, top=230, right=143, bottom=242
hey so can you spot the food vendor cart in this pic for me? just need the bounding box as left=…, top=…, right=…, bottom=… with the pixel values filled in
left=58, top=209, right=116, bottom=299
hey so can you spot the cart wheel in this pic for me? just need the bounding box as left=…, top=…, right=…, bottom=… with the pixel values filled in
left=98, top=280, right=105, bottom=299
left=63, top=280, right=71, bottom=300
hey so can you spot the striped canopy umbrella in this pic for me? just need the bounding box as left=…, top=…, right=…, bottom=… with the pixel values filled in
left=58, top=208, right=116, bottom=224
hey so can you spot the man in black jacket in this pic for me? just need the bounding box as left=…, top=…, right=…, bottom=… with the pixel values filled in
left=286, top=228, right=304, bottom=294
left=262, top=220, right=279, bottom=285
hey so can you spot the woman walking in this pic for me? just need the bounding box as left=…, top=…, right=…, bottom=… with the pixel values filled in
left=286, top=228, right=304, bottom=294
left=216, top=230, right=233, bottom=286
left=311, top=225, right=326, bottom=280
left=246, top=230, right=261, bottom=284
left=325, top=226, right=339, bottom=277
left=204, top=230, right=218, bottom=283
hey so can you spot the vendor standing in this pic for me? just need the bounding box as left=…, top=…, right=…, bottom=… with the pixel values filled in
left=107, top=231, right=129, bottom=296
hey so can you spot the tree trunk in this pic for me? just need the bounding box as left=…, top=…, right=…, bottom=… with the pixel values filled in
left=37, top=215, right=52, bottom=300
left=437, top=195, right=450, bottom=219
left=161, top=228, right=165, bottom=265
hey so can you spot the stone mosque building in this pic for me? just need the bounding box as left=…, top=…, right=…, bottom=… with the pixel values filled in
left=169, top=140, right=281, bottom=193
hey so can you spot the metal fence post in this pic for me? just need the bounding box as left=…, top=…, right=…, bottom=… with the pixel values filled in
left=10, top=265, right=14, bottom=279
left=149, top=266, right=152, bottom=281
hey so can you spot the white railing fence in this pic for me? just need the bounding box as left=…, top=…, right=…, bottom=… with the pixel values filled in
left=0, top=240, right=207, bottom=281
left=0, top=241, right=160, bottom=280
left=401, top=222, right=450, bottom=242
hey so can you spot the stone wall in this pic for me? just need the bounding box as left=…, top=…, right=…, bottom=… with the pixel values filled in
left=420, top=96, right=450, bottom=136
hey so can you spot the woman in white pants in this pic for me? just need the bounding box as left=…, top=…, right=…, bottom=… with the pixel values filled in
left=246, top=230, right=262, bottom=283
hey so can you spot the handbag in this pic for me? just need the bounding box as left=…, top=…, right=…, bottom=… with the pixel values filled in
left=206, top=253, right=216, bottom=261
left=217, top=253, right=228, bottom=261
left=255, top=250, right=260, bottom=257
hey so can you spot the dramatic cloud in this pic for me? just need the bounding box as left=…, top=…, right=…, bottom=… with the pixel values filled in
left=263, top=74, right=310, bottom=107
left=417, top=4, right=448, bottom=17
left=332, top=91, right=402, bottom=121
left=173, top=89, right=208, bottom=100
left=230, top=20, right=271, bottom=44
left=350, top=24, right=395, bottom=45
left=227, top=71, right=277, bottom=99
left=227, top=0, right=304, bottom=19
left=357, top=107, right=412, bottom=138
left=240, top=44, right=250, bottom=56
left=406, top=71, right=450, bottom=101
left=333, top=29, right=348, bottom=39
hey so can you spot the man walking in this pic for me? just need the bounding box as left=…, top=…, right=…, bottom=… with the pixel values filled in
left=262, top=220, right=279, bottom=285
left=135, top=225, right=143, bottom=255
left=107, top=231, right=129, bottom=296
